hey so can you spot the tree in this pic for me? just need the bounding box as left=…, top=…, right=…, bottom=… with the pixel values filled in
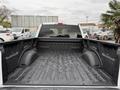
left=101, top=0, right=120, bottom=43
left=2, top=20, right=11, bottom=28
left=0, top=4, right=12, bottom=27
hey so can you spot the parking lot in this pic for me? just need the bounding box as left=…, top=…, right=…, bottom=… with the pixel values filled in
left=0, top=26, right=37, bottom=43
left=0, top=24, right=117, bottom=44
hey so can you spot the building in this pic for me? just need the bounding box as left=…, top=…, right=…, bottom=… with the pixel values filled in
left=80, top=23, right=99, bottom=34
left=11, top=15, right=58, bottom=31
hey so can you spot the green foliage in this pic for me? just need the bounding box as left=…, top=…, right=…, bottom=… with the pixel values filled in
left=0, top=16, right=11, bottom=28
left=2, top=21, right=11, bottom=28
left=0, top=5, right=12, bottom=28
left=101, top=0, right=120, bottom=29
left=0, top=16, right=3, bottom=24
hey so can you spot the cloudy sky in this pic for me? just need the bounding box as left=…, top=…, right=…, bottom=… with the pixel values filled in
left=5, top=0, right=111, bottom=24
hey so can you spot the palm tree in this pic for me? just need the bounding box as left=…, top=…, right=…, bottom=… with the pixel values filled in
left=101, top=0, right=120, bottom=43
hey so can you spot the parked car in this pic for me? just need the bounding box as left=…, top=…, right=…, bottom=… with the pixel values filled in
left=92, top=30, right=112, bottom=40
left=83, top=31, right=89, bottom=38
left=0, top=30, right=14, bottom=42
left=80, top=28, right=89, bottom=38
left=11, top=28, right=31, bottom=39
left=30, top=31, right=37, bottom=38
left=107, top=31, right=114, bottom=40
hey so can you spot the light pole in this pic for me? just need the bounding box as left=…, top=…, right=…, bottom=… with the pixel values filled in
left=86, top=16, right=88, bottom=23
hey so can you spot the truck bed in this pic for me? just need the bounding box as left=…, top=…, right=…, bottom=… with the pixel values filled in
left=6, top=48, right=113, bottom=85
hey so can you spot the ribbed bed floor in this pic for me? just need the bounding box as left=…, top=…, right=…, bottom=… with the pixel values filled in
left=6, top=49, right=113, bottom=85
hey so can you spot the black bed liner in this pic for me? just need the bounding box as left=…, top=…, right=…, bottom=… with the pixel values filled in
left=6, top=48, right=113, bottom=86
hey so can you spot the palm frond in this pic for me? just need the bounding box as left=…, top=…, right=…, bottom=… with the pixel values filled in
left=101, top=0, right=120, bottom=29
left=106, top=10, right=115, bottom=14
left=109, top=1, right=117, bottom=10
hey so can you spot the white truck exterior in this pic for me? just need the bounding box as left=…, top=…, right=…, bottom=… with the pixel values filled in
left=11, top=28, right=31, bottom=39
